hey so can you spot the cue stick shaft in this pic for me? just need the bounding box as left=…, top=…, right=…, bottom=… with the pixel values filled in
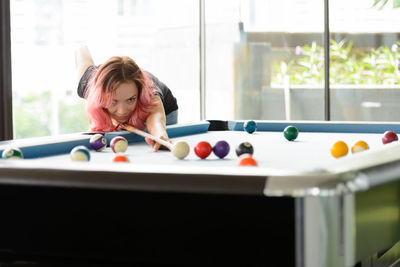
left=122, top=124, right=173, bottom=150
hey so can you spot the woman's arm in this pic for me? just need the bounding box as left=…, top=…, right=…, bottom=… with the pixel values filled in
left=145, top=95, right=171, bottom=151
left=75, top=45, right=95, bottom=82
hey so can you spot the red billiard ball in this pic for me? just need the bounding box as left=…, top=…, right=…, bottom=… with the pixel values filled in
left=237, top=153, right=258, bottom=166
left=194, top=141, right=213, bottom=159
left=382, top=131, right=398, bottom=144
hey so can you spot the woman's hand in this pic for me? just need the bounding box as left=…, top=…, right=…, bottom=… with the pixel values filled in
left=145, top=135, right=171, bottom=152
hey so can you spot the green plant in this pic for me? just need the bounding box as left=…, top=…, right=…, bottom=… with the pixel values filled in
left=272, top=40, right=400, bottom=86
left=13, top=91, right=51, bottom=139
left=58, top=98, right=89, bottom=134
left=373, top=0, right=400, bottom=9
left=13, top=91, right=89, bottom=138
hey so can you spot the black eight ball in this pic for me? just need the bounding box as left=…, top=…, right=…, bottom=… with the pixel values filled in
left=235, top=142, right=254, bottom=157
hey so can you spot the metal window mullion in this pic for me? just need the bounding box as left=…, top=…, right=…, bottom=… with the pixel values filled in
left=0, top=0, right=13, bottom=140
left=199, top=0, right=206, bottom=120
left=324, top=0, right=330, bottom=121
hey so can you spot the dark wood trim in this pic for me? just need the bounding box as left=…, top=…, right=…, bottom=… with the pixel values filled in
left=0, top=0, right=13, bottom=141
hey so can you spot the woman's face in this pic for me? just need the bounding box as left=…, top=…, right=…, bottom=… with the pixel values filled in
left=107, top=82, right=138, bottom=124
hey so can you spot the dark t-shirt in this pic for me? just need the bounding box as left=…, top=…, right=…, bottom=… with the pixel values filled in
left=77, top=66, right=178, bottom=115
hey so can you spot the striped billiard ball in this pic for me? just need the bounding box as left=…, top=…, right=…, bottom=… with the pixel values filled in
left=90, top=133, right=107, bottom=152
left=70, top=145, right=90, bottom=161
left=1, top=147, right=23, bottom=160
left=110, top=136, right=128, bottom=153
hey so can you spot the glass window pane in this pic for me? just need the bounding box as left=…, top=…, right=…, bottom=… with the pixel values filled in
left=330, top=0, right=400, bottom=121
left=11, top=0, right=199, bottom=138
left=205, top=0, right=324, bottom=121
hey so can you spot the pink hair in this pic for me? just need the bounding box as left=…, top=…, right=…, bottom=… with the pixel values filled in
left=85, top=56, right=158, bottom=132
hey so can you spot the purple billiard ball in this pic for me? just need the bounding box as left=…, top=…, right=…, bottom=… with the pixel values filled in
left=212, top=140, right=230, bottom=159
left=90, top=133, right=107, bottom=152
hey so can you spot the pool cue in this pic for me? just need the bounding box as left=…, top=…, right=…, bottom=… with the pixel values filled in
left=122, top=124, right=189, bottom=159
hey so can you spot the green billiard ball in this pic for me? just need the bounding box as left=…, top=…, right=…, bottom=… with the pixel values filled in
left=1, top=147, right=24, bottom=160
left=283, top=125, right=298, bottom=141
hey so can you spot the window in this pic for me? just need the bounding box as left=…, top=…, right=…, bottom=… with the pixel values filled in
left=205, top=0, right=400, bottom=122
left=11, top=0, right=199, bottom=138
left=329, top=0, right=400, bottom=121
left=8, top=0, right=400, bottom=139
left=205, top=0, right=325, bottom=120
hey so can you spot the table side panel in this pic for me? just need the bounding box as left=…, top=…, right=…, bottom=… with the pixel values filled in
left=355, top=179, right=400, bottom=262
left=0, top=184, right=296, bottom=266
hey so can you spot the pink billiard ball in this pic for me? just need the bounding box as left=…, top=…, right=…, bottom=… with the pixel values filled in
left=110, top=136, right=128, bottom=153
left=382, top=131, right=398, bottom=144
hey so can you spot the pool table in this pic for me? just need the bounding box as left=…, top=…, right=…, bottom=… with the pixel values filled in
left=1, top=120, right=400, bottom=267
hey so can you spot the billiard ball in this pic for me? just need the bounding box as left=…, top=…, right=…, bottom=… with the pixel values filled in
left=351, top=140, right=369, bottom=154
left=382, top=131, right=398, bottom=144
left=237, top=153, right=258, bottom=166
left=172, top=141, right=190, bottom=160
left=194, top=141, right=213, bottom=159
left=330, top=141, right=348, bottom=158
left=212, top=140, right=230, bottom=159
left=243, top=120, right=257, bottom=134
left=283, top=125, right=299, bottom=141
left=110, top=136, right=128, bottom=153
left=235, top=142, right=254, bottom=157
left=1, top=147, right=23, bottom=160
left=70, top=145, right=90, bottom=161
left=89, top=133, right=107, bottom=152
left=113, top=153, right=129, bottom=163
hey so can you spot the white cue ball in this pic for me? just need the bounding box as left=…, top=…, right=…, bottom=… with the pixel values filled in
left=172, top=141, right=190, bottom=159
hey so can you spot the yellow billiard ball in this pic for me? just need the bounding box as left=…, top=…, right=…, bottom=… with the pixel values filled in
left=330, top=141, right=349, bottom=158
left=351, top=140, right=369, bottom=154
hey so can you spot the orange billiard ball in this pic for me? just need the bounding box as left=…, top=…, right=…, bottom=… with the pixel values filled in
left=237, top=153, right=258, bottom=166
left=330, top=141, right=349, bottom=158
left=113, top=153, right=129, bottom=163
left=351, top=140, right=369, bottom=154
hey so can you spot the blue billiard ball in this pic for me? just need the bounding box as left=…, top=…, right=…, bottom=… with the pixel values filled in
left=90, top=133, right=107, bottom=152
left=212, top=140, right=230, bottom=159
left=70, top=145, right=90, bottom=161
left=243, top=120, right=257, bottom=134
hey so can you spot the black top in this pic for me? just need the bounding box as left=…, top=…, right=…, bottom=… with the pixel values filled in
left=77, top=66, right=178, bottom=115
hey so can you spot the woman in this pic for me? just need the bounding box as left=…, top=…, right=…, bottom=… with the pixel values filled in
left=75, top=45, right=178, bottom=151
